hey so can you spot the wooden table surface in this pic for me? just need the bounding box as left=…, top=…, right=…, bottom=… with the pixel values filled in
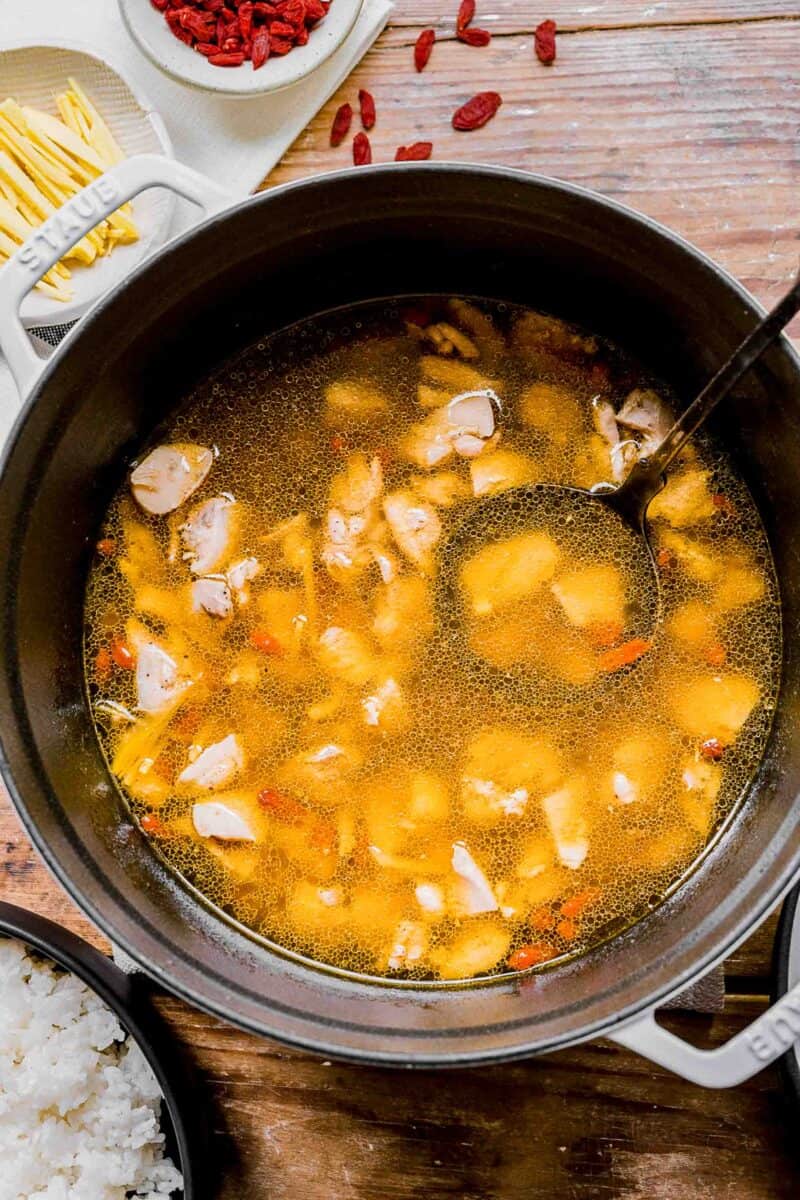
left=4, top=1, right=800, bottom=1196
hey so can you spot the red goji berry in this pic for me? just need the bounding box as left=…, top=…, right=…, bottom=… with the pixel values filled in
left=712, top=493, right=736, bottom=517
left=94, top=647, right=113, bottom=683
left=414, top=28, right=435, bottom=72
left=556, top=917, right=577, bottom=940
left=257, top=787, right=306, bottom=823
left=457, top=27, right=491, bottom=46
left=353, top=131, right=372, bottom=166
left=141, top=813, right=168, bottom=837
left=455, top=0, right=475, bottom=33
left=534, top=18, right=557, bottom=64
left=700, top=737, right=726, bottom=761
left=269, top=35, right=293, bottom=53
left=358, top=88, right=376, bottom=130
left=656, top=546, right=677, bottom=569
left=195, top=41, right=222, bottom=54
left=250, top=628, right=283, bottom=655
left=208, top=51, right=246, bottom=64
left=305, top=0, right=326, bottom=20
left=330, top=102, right=353, bottom=147
left=395, top=141, right=433, bottom=161
left=507, top=942, right=554, bottom=971
left=452, top=91, right=502, bottom=131
left=96, top=537, right=116, bottom=558
left=704, top=642, right=728, bottom=667
left=111, top=638, right=135, bottom=670
left=270, top=20, right=295, bottom=36
left=238, top=0, right=254, bottom=37
left=252, top=27, right=270, bottom=66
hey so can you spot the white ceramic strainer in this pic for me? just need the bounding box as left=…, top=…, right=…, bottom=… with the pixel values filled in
left=0, top=40, right=174, bottom=328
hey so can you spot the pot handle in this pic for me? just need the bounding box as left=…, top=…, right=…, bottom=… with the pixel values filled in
left=0, top=153, right=235, bottom=401
left=609, top=978, right=800, bottom=1087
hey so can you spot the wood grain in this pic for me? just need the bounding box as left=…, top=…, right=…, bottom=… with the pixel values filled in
left=3, top=3, right=800, bottom=1196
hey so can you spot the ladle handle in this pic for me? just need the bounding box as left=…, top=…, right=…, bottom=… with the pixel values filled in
left=641, top=268, right=800, bottom=479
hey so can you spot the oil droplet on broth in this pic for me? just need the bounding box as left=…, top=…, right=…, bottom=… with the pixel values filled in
left=84, top=297, right=781, bottom=983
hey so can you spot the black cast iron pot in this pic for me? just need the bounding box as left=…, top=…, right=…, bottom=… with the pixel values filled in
left=1, top=156, right=799, bottom=1083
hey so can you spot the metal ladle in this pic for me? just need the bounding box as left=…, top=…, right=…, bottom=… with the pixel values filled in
left=449, top=269, right=800, bottom=672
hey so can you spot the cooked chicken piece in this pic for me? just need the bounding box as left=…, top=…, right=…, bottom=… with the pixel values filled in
left=680, top=757, right=722, bottom=835
left=383, top=490, right=442, bottom=574
left=515, top=834, right=556, bottom=880
left=362, top=676, right=409, bottom=733
left=373, top=575, right=433, bottom=650
left=226, top=556, right=260, bottom=603
left=408, top=772, right=449, bottom=824
left=511, top=311, right=598, bottom=360
left=322, top=454, right=384, bottom=580
left=616, top=388, right=671, bottom=455
left=178, top=733, right=244, bottom=791
left=448, top=390, right=496, bottom=439
left=541, top=777, right=590, bottom=869
left=192, top=796, right=258, bottom=842
left=417, top=321, right=480, bottom=360
left=418, top=384, right=454, bottom=409
left=369, top=845, right=450, bottom=874
left=420, top=355, right=498, bottom=393
left=658, top=529, right=721, bottom=583
left=648, top=468, right=716, bottom=527
left=592, top=398, right=638, bottom=483
left=402, top=408, right=457, bottom=469
left=181, top=496, right=237, bottom=575
left=666, top=600, right=716, bottom=647
left=430, top=919, right=510, bottom=980
left=134, top=638, right=193, bottom=715
left=411, top=471, right=471, bottom=508
left=324, top=379, right=389, bottom=423
left=281, top=738, right=363, bottom=804
left=462, top=776, right=530, bottom=821
left=460, top=530, right=561, bottom=616
left=386, top=920, right=429, bottom=971
left=191, top=576, right=233, bottom=619
left=118, top=520, right=165, bottom=590
left=450, top=842, right=499, bottom=915
left=671, top=673, right=760, bottom=743
left=415, top=882, right=446, bottom=914
left=551, top=563, right=626, bottom=630
left=448, top=298, right=506, bottom=359
left=714, top=561, right=766, bottom=613
left=610, top=731, right=671, bottom=806
left=370, top=544, right=399, bottom=583
left=317, top=625, right=378, bottom=685
left=469, top=448, right=539, bottom=497
left=286, top=881, right=348, bottom=935
left=130, top=443, right=213, bottom=515
left=461, top=728, right=562, bottom=823
left=518, top=382, right=585, bottom=445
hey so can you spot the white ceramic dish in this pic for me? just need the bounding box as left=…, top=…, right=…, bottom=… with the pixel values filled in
left=118, top=0, right=364, bottom=97
left=0, top=40, right=174, bottom=329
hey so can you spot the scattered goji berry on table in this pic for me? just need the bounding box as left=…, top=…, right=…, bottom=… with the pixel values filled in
left=452, top=91, right=502, bottom=130
left=330, top=102, right=353, bottom=146
left=456, top=0, right=476, bottom=33
left=358, top=88, right=376, bottom=130
left=353, top=131, right=372, bottom=165
left=457, top=27, right=491, bottom=46
left=414, top=28, right=436, bottom=72
left=534, top=18, right=557, bottom=64
left=395, top=141, right=433, bottom=161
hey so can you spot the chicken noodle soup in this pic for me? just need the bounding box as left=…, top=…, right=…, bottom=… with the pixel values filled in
left=84, top=298, right=781, bottom=982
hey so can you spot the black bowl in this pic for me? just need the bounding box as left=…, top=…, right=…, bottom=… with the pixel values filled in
left=0, top=900, right=203, bottom=1199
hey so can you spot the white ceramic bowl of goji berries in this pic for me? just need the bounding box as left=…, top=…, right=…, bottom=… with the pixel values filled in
left=118, top=0, right=364, bottom=96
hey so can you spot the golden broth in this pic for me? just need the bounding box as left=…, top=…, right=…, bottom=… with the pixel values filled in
left=84, top=298, right=781, bottom=982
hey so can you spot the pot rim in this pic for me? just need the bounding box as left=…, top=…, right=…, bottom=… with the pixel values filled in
left=2, top=162, right=800, bottom=1065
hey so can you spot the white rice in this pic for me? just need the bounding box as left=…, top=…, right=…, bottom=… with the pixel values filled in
left=0, top=936, right=184, bottom=1200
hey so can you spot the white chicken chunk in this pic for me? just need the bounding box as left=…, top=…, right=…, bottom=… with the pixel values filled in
left=386, top=920, right=428, bottom=971
left=383, top=490, right=442, bottom=575
left=179, top=734, right=244, bottom=791
left=402, top=390, right=498, bottom=469
left=469, top=449, right=538, bottom=497
left=321, top=455, right=384, bottom=580
left=615, top=388, right=671, bottom=455
left=192, top=800, right=256, bottom=842
left=450, top=842, right=499, bottom=915
left=317, top=625, right=378, bottom=685
left=134, top=639, right=192, bottom=714
left=226, top=556, right=260, bottom=603
left=592, top=398, right=637, bottom=483
left=415, top=882, right=445, bottom=914
left=191, top=577, right=233, bottom=618
left=181, top=496, right=236, bottom=575
left=460, top=531, right=561, bottom=616
left=648, top=468, right=716, bottom=527
left=541, top=779, right=589, bottom=869
left=361, top=676, right=409, bottom=732
left=130, top=443, right=213, bottom=515
left=324, top=380, right=388, bottom=423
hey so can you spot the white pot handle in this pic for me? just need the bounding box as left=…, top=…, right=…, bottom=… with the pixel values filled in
left=0, top=154, right=236, bottom=401
left=609, top=978, right=800, bottom=1087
